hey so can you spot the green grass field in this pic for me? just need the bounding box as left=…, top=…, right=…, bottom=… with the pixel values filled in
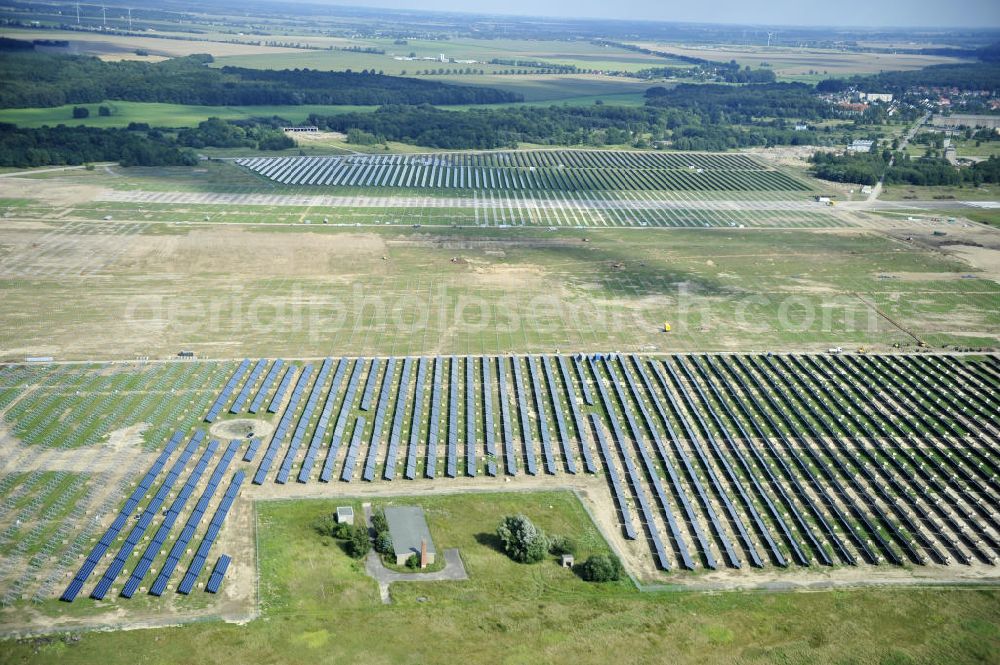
left=2, top=490, right=997, bottom=664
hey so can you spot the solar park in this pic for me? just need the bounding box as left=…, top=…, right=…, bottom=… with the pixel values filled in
left=4, top=350, right=988, bottom=613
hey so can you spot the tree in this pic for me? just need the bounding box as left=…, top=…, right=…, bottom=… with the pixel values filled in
left=405, top=554, right=419, bottom=569
left=374, top=531, right=394, bottom=555
left=496, top=514, right=547, bottom=563
left=347, top=523, right=371, bottom=558
left=579, top=554, right=624, bottom=582
left=98, top=105, right=111, bottom=116
left=72, top=106, right=89, bottom=119
left=371, top=508, right=389, bottom=534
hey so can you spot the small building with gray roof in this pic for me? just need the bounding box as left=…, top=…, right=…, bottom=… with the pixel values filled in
left=385, top=506, right=436, bottom=567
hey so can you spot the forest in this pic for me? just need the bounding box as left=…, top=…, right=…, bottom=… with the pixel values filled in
left=809, top=150, right=1000, bottom=186
left=0, top=50, right=522, bottom=108
left=0, top=124, right=198, bottom=168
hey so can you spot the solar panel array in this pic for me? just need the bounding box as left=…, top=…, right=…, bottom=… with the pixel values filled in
left=59, top=350, right=1000, bottom=605
left=249, top=359, right=284, bottom=414
left=253, top=364, right=313, bottom=485
left=205, top=555, right=231, bottom=594
left=230, top=359, right=268, bottom=414
left=205, top=359, right=251, bottom=423
left=149, top=440, right=240, bottom=596
left=90, top=432, right=205, bottom=599
left=120, top=439, right=222, bottom=598
left=277, top=358, right=334, bottom=484
left=177, top=470, right=245, bottom=594
left=61, top=432, right=184, bottom=602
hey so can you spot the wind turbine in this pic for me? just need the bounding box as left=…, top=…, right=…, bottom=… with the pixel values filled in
left=767, top=31, right=778, bottom=47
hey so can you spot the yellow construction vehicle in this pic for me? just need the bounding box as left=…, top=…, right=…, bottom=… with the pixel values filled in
left=857, top=346, right=867, bottom=354
left=663, top=322, right=672, bottom=332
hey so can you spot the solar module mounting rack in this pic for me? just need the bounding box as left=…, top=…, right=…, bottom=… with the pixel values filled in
left=205, top=555, right=231, bottom=594
left=61, top=431, right=184, bottom=602
left=177, top=470, right=245, bottom=594
left=249, top=359, right=284, bottom=414
left=230, top=359, right=268, bottom=414
left=205, top=359, right=252, bottom=423
left=321, top=358, right=366, bottom=482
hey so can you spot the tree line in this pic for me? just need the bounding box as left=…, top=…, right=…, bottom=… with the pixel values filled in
left=0, top=50, right=522, bottom=109
left=810, top=150, right=1000, bottom=187
left=0, top=124, right=199, bottom=168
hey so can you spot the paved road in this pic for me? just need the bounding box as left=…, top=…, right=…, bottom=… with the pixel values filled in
left=365, top=548, right=468, bottom=604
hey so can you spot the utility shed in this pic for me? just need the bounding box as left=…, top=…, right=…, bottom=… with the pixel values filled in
left=336, top=506, right=354, bottom=525
left=385, top=506, right=436, bottom=567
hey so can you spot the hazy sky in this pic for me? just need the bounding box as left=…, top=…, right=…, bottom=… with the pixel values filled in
left=320, top=0, right=1000, bottom=28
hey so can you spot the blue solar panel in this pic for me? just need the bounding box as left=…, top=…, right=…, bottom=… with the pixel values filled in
left=446, top=357, right=459, bottom=478
left=148, top=441, right=239, bottom=596
left=383, top=357, right=413, bottom=480
left=320, top=358, right=366, bottom=482
left=177, top=471, right=245, bottom=594
left=481, top=357, right=497, bottom=477
left=573, top=354, right=594, bottom=405
left=404, top=358, right=429, bottom=479
left=205, top=359, right=251, bottom=422
left=253, top=364, right=313, bottom=485
left=526, top=356, right=555, bottom=474
left=588, top=358, right=670, bottom=568
left=465, top=357, right=476, bottom=478
left=510, top=357, right=538, bottom=475
left=496, top=357, right=517, bottom=476
left=425, top=357, right=443, bottom=478
left=360, top=358, right=381, bottom=411
left=339, top=416, right=368, bottom=482
left=249, top=359, right=285, bottom=414
left=61, top=432, right=184, bottom=602
left=588, top=413, right=638, bottom=540
left=90, top=432, right=205, bottom=599
left=242, top=437, right=262, bottom=463
left=362, top=358, right=397, bottom=481
left=541, top=356, right=575, bottom=474
left=121, top=439, right=221, bottom=598
left=267, top=364, right=297, bottom=414
left=557, top=356, right=594, bottom=473
left=298, top=359, right=348, bottom=483
left=230, top=359, right=268, bottom=413
left=277, top=358, right=334, bottom=483
left=205, top=555, right=231, bottom=594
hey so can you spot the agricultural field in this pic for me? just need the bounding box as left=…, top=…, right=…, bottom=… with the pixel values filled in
left=622, top=42, right=972, bottom=81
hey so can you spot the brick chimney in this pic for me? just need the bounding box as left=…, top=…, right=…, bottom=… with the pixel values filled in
left=420, top=538, right=428, bottom=569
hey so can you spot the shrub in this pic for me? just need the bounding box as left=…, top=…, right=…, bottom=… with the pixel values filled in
left=548, top=534, right=576, bottom=556
left=405, top=554, right=419, bottom=569
left=72, top=106, right=89, bottom=119
left=98, top=105, right=111, bottom=117
left=371, top=507, right=388, bottom=534
left=496, top=514, right=547, bottom=563
left=333, top=521, right=351, bottom=540
left=374, top=530, right=394, bottom=555
left=579, top=554, right=624, bottom=582
left=347, top=523, right=371, bottom=558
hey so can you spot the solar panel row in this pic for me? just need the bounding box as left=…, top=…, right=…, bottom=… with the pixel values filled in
left=148, top=440, right=240, bottom=596
left=90, top=432, right=206, bottom=599
left=446, top=357, right=459, bottom=478
left=298, top=359, right=349, bottom=483
left=541, top=356, right=575, bottom=475
left=465, top=357, right=476, bottom=478
left=510, top=357, right=538, bottom=475
left=480, top=357, right=497, bottom=477
left=276, top=358, right=334, bottom=484
left=360, top=358, right=381, bottom=411
left=230, top=359, right=268, bottom=414
left=340, top=417, right=368, bottom=482
left=426, top=357, right=443, bottom=478
left=404, top=357, right=428, bottom=480
left=253, top=364, right=314, bottom=485
left=590, top=357, right=671, bottom=569
left=267, top=364, right=298, bottom=414
left=61, top=431, right=184, bottom=602
left=496, top=357, right=517, bottom=476
left=177, top=470, right=245, bottom=594
left=205, top=554, right=231, bottom=594
left=587, top=413, right=638, bottom=541
left=362, top=358, right=397, bottom=481
left=526, top=356, right=556, bottom=475
left=249, top=359, right=285, bottom=414
left=321, top=358, right=366, bottom=483
left=557, top=355, right=595, bottom=474
left=383, top=357, right=413, bottom=480
left=205, top=359, right=252, bottom=423
left=121, top=439, right=224, bottom=598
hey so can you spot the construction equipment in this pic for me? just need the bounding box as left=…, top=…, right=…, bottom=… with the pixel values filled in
left=663, top=322, right=672, bottom=333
